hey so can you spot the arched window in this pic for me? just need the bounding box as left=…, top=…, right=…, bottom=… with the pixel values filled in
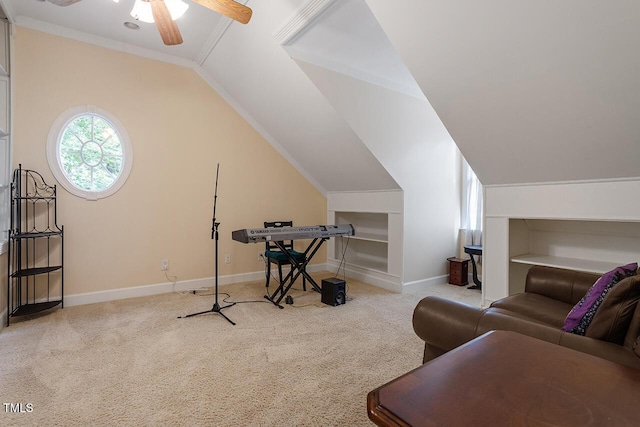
left=47, top=106, right=133, bottom=200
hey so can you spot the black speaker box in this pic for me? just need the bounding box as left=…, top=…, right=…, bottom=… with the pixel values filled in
left=321, top=278, right=346, bottom=306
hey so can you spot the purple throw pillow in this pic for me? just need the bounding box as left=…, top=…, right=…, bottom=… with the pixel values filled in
left=562, top=262, right=638, bottom=335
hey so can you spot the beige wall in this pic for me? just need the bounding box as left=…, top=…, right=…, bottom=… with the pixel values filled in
left=11, top=27, right=326, bottom=298
left=0, top=252, right=6, bottom=324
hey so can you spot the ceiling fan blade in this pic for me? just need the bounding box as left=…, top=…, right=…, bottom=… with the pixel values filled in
left=150, top=0, right=183, bottom=46
left=193, top=0, right=252, bottom=24
left=47, top=0, right=82, bottom=6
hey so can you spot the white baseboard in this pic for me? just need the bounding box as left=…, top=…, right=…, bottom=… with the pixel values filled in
left=327, top=260, right=402, bottom=293
left=402, top=274, right=450, bottom=294
left=64, top=264, right=328, bottom=307
left=402, top=273, right=484, bottom=294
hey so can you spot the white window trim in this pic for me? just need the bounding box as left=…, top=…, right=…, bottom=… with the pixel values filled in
left=46, top=105, right=133, bottom=200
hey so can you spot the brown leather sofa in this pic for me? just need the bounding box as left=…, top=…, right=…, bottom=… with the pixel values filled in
left=413, top=265, right=640, bottom=369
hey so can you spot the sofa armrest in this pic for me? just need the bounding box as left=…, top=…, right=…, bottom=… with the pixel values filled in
left=413, top=296, right=484, bottom=362
left=412, top=296, right=563, bottom=355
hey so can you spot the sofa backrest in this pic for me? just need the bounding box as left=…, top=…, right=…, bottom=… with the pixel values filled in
left=525, top=265, right=640, bottom=349
left=525, top=266, right=599, bottom=305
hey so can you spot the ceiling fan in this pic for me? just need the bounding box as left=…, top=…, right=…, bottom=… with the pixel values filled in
left=45, top=0, right=253, bottom=46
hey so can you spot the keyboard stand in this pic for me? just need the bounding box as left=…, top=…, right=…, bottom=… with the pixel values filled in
left=264, top=238, right=326, bottom=308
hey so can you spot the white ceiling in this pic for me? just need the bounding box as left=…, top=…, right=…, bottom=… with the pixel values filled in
left=365, top=0, right=640, bottom=186
left=1, top=0, right=229, bottom=63
left=0, top=0, right=402, bottom=194
left=198, top=0, right=401, bottom=193
left=282, top=0, right=424, bottom=100
left=2, top=0, right=637, bottom=191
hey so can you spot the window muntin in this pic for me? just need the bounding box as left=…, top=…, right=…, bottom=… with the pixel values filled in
left=59, top=114, right=124, bottom=192
left=47, top=106, right=133, bottom=200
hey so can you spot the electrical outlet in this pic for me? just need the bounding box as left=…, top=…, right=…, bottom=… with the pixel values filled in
left=225, top=254, right=231, bottom=264
left=161, top=259, right=169, bottom=271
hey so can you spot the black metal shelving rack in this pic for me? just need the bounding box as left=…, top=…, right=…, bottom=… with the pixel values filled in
left=7, top=164, right=64, bottom=326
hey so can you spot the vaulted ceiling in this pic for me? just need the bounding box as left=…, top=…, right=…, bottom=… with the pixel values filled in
left=1, top=0, right=638, bottom=191
left=365, top=0, right=640, bottom=186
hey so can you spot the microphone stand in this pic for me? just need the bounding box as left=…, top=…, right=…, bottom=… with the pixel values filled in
left=180, top=163, right=236, bottom=325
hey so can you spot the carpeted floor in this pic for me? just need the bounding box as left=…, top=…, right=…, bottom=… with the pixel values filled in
left=0, top=272, right=480, bottom=426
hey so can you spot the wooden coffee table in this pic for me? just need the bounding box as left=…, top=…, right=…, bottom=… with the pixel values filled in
left=368, top=330, right=640, bottom=426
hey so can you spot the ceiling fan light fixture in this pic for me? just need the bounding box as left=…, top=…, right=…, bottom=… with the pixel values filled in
left=130, top=0, right=189, bottom=24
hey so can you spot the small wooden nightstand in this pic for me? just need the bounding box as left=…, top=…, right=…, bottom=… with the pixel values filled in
left=447, top=257, right=469, bottom=286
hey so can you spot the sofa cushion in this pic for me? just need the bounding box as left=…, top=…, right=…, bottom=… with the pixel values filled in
left=490, top=293, right=574, bottom=328
left=477, top=308, right=564, bottom=343
left=562, top=263, right=638, bottom=335
left=585, top=274, right=640, bottom=345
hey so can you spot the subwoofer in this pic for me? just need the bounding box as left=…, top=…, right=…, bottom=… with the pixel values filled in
left=321, top=278, right=346, bottom=306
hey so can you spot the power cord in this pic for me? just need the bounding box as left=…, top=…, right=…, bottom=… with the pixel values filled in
left=222, top=292, right=271, bottom=305
left=166, top=270, right=179, bottom=293
left=287, top=300, right=326, bottom=308
left=334, top=235, right=350, bottom=281
left=334, top=235, right=353, bottom=301
left=180, top=251, right=324, bottom=306
left=167, top=270, right=209, bottom=295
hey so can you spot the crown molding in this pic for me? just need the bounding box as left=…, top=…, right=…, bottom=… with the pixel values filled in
left=195, top=0, right=251, bottom=66
left=195, top=17, right=233, bottom=66
left=483, top=176, right=640, bottom=189
left=15, top=16, right=194, bottom=69
left=273, top=0, right=339, bottom=46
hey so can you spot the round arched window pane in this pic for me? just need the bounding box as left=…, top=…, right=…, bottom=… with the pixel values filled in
left=59, top=115, right=123, bottom=191
left=47, top=106, right=133, bottom=200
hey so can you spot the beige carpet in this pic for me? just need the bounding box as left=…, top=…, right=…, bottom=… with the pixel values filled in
left=0, top=272, right=480, bottom=426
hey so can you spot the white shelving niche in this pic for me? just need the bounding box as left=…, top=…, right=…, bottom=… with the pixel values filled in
left=327, top=190, right=403, bottom=292
left=334, top=211, right=388, bottom=273
left=508, top=218, right=640, bottom=294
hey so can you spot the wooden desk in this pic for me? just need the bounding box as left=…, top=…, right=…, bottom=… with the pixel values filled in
left=368, top=331, right=640, bottom=426
left=464, top=244, right=482, bottom=290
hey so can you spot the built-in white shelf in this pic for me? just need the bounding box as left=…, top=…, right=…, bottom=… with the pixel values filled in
left=511, top=254, right=622, bottom=275
left=350, top=234, right=387, bottom=244
left=327, top=190, right=403, bottom=290
left=339, top=249, right=388, bottom=272
left=508, top=218, right=640, bottom=294
left=333, top=211, right=389, bottom=274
